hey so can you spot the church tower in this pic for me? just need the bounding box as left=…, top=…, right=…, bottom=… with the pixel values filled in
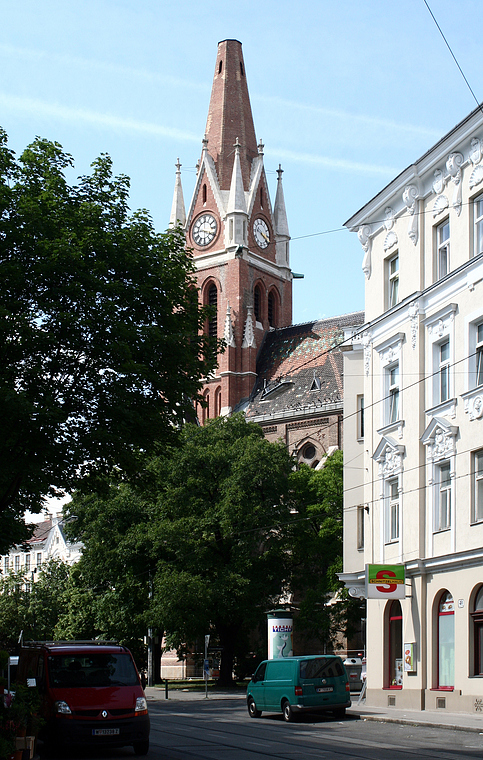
left=170, top=39, right=292, bottom=420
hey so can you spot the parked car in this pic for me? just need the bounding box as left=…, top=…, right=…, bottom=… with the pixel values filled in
left=17, top=641, right=150, bottom=755
left=247, top=655, right=351, bottom=721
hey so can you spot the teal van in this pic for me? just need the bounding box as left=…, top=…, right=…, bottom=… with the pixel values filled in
left=247, top=655, right=350, bottom=722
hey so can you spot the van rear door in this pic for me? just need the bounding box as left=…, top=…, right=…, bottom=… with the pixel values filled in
left=298, top=657, right=348, bottom=708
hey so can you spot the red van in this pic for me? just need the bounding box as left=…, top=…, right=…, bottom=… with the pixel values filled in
left=17, top=641, right=150, bottom=755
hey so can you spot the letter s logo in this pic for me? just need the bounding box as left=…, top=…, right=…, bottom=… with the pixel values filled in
left=376, top=569, right=397, bottom=594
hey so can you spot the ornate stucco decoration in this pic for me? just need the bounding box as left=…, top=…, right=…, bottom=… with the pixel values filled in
left=223, top=303, right=236, bottom=348
left=408, top=300, right=420, bottom=349
left=432, top=168, right=449, bottom=218
left=358, top=225, right=372, bottom=279
left=383, top=207, right=398, bottom=251
left=427, top=310, right=455, bottom=339
left=241, top=307, right=256, bottom=348
left=403, top=184, right=420, bottom=245
left=421, top=417, right=458, bottom=463
left=464, top=393, right=483, bottom=421
left=469, top=137, right=483, bottom=189
left=373, top=437, right=405, bottom=479
left=446, top=152, right=464, bottom=216
left=362, top=331, right=372, bottom=376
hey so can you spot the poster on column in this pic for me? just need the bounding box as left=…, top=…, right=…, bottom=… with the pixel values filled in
left=366, top=564, right=405, bottom=599
left=267, top=612, right=293, bottom=659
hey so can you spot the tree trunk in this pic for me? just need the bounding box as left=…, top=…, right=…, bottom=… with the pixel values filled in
left=217, top=623, right=237, bottom=686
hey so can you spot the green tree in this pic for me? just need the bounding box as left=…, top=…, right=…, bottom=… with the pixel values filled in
left=65, top=414, right=295, bottom=685
left=0, top=559, right=70, bottom=648
left=289, top=451, right=362, bottom=649
left=0, top=128, right=219, bottom=552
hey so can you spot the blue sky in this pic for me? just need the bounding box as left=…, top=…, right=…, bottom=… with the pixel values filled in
left=1, top=0, right=481, bottom=323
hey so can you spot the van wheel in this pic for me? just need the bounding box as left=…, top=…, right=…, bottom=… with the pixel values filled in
left=133, top=740, right=149, bottom=755
left=247, top=697, right=261, bottom=718
left=282, top=699, right=294, bottom=722
left=333, top=707, right=346, bottom=719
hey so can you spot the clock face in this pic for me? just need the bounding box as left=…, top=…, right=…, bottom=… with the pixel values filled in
left=192, top=213, right=218, bottom=246
left=253, top=218, right=270, bottom=249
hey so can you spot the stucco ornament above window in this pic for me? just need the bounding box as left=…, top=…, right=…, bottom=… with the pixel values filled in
left=421, top=417, right=458, bottom=463
left=383, top=207, right=398, bottom=252
left=358, top=224, right=372, bottom=279
left=464, top=393, right=483, bottom=421
left=446, top=152, right=464, bottom=216
left=403, top=184, right=420, bottom=246
left=469, top=137, right=483, bottom=189
left=373, top=436, right=405, bottom=479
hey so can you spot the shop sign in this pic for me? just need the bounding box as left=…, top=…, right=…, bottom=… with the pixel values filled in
left=366, top=564, right=405, bottom=599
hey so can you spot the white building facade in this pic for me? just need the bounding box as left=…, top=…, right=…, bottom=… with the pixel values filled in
left=340, top=106, right=483, bottom=713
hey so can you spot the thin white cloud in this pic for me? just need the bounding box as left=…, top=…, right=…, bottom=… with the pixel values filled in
left=266, top=146, right=397, bottom=176
left=255, top=95, right=442, bottom=140
left=0, top=92, right=200, bottom=143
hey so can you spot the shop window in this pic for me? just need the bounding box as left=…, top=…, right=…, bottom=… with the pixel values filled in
left=387, top=600, right=403, bottom=688
left=438, top=591, right=455, bottom=688
left=471, top=587, right=483, bottom=675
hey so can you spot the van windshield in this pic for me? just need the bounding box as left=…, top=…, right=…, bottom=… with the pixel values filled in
left=47, top=653, right=139, bottom=688
left=299, top=658, right=343, bottom=680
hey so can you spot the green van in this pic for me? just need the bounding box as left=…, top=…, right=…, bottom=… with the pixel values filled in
left=246, top=655, right=351, bottom=722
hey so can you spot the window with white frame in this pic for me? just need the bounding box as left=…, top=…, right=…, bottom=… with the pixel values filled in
left=436, top=462, right=451, bottom=531
left=473, top=450, right=483, bottom=523
left=387, top=479, right=400, bottom=542
left=388, top=253, right=399, bottom=308
left=476, top=323, right=483, bottom=388
left=357, top=505, right=365, bottom=550
left=438, top=339, right=451, bottom=403
left=475, top=195, right=483, bottom=258
left=14, top=555, right=20, bottom=571
left=36, top=552, right=42, bottom=567
left=387, top=363, right=400, bottom=424
left=436, top=220, right=450, bottom=280
left=4, top=556, right=8, bottom=573
left=25, top=554, right=30, bottom=571
left=357, top=395, right=364, bottom=439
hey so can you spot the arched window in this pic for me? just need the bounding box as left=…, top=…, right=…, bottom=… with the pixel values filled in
left=387, top=600, right=403, bottom=688
left=218, top=60, right=223, bottom=75
left=438, top=591, right=454, bottom=688
left=202, top=390, right=210, bottom=424
left=268, top=291, right=276, bottom=327
left=214, top=386, right=222, bottom=418
left=208, top=284, right=217, bottom=338
left=471, top=587, right=483, bottom=675
left=202, top=183, right=207, bottom=204
left=254, top=285, right=262, bottom=323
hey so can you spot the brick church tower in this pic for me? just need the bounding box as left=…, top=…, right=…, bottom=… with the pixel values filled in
left=170, top=39, right=292, bottom=420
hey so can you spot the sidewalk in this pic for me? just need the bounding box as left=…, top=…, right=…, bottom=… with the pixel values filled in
left=145, top=686, right=483, bottom=733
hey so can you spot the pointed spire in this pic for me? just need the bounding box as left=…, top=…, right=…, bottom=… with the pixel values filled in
left=274, top=164, right=289, bottom=237
left=169, top=158, right=186, bottom=228
left=204, top=39, right=258, bottom=191
left=242, top=307, right=256, bottom=348
left=226, top=138, right=247, bottom=214
left=223, top=303, right=236, bottom=347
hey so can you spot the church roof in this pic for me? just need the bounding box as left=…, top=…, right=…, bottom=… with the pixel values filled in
left=245, top=311, right=365, bottom=420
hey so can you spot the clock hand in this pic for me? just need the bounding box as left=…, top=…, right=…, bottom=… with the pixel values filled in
left=261, top=231, right=269, bottom=242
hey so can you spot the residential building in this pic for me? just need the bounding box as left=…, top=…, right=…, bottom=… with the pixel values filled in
left=340, top=105, right=483, bottom=712
left=0, top=514, right=83, bottom=588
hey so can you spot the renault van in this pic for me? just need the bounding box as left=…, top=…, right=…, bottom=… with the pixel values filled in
left=17, top=641, right=150, bottom=755
left=247, top=655, right=350, bottom=721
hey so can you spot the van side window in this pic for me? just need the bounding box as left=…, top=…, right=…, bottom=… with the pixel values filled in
left=254, top=662, right=266, bottom=682
left=300, top=657, right=343, bottom=679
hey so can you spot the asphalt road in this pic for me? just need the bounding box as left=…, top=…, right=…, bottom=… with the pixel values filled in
left=45, top=698, right=483, bottom=760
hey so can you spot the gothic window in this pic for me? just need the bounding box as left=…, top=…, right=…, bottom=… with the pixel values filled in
left=202, top=183, right=207, bottom=204
left=437, top=591, right=455, bottom=688
left=218, top=60, right=223, bottom=75
left=214, top=386, right=222, bottom=417
left=202, top=390, right=210, bottom=424
left=208, top=284, right=217, bottom=338
left=268, top=291, right=276, bottom=327
left=254, top=285, right=262, bottom=323
left=302, top=444, right=316, bottom=461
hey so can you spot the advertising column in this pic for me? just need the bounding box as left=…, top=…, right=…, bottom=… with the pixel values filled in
left=267, top=609, right=293, bottom=659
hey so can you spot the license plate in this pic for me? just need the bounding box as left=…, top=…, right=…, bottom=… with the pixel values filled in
left=92, top=728, right=120, bottom=736
left=316, top=686, right=333, bottom=693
